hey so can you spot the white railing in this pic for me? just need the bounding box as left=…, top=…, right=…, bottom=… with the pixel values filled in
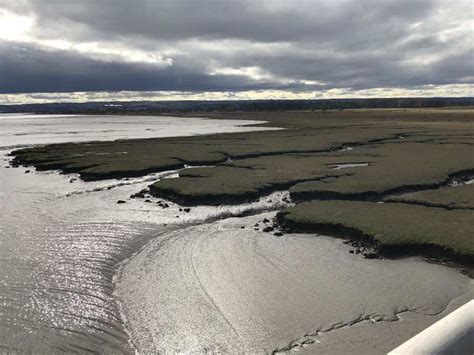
left=389, top=300, right=473, bottom=354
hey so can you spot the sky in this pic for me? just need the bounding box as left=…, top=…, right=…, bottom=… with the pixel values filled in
left=0, top=0, right=472, bottom=104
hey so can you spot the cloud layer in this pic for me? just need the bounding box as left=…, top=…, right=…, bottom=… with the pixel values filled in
left=0, top=0, right=472, bottom=102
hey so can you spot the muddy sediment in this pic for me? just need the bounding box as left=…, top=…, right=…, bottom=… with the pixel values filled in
left=115, top=212, right=474, bottom=354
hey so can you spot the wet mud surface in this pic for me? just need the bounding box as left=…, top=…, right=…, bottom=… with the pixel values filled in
left=116, top=212, right=473, bottom=354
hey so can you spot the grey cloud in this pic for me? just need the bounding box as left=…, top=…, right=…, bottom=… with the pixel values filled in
left=0, top=43, right=318, bottom=93
left=0, top=0, right=472, bottom=95
left=245, top=49, right=473, bottom=89
left=24, top=0, right=437, bottom=45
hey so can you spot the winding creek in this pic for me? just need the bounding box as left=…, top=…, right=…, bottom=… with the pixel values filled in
left=0, top=113, right=472, bottom=353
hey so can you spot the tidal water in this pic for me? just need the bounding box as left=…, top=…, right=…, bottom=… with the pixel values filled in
left=0, top=113, right=279, bottom=353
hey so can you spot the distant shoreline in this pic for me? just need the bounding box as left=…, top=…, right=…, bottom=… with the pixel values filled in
left=2, top=97, right=474, bottom=115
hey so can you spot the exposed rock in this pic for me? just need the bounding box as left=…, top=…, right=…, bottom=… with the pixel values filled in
left=117, top=200, right=126, bottom=204
left=363, top=252, right=378, bottom=259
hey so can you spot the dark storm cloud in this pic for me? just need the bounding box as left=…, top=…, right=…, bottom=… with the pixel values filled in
left=222, top=45, right=474, bottom=89
left=0, top=0, right=472, bottom=94
left=0, top=43, right=316, bottom=93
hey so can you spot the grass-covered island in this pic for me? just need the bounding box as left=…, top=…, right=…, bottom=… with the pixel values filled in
left=11, top=109, right=474, bottom=265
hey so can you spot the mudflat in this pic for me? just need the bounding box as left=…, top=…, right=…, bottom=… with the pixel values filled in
left=115, top=212, right=473, bottom=353
left=11, top=108, right=474, bottom=263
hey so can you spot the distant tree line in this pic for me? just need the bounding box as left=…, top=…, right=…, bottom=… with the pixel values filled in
left=1, top=97, right=473, bottom=114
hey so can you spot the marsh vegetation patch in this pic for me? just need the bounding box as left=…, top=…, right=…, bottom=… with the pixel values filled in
left=11, top=109, right=474, bottom=262
left=278, top=200, right=474, bottom=262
